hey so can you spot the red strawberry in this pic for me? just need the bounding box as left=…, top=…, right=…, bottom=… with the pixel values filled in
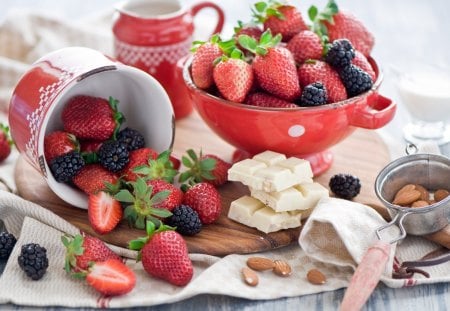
left=0, top=124, right=12, bottom=163
left=286, top=30, right=323, bottom=64
left=129, top=223, right=193, bottom=286
left=298, top=60, right=347, bottom=103
left=73, top=164, right=119, bottom=195
left=61, top=234, right=121, bottom=272
left=169, top=155, right=181, bottom=170
left=88, top=191, right=123, bottom=234
left=191, top=35, right=224, bottom=89
left=246, top=92, right=298, bottom=108
left=120, top=147, right=158, bottom=182
left=79, top=139, right=103, bottom=153
left=85, top=259, right=136, bottom=296
left=234, top=22, right=263, bottom=41
left=352, top=50, right=376, bottom=81
left=130, top=150, right=178, bottom=184
left=147, top=179, right=183, bottom=212
left=183, top=182, right=221, bottom=224
left=213, top=57, right=254, bottom=103
left=179, top=149, right=231, bottom=187
left=61, top=95, right=124, bottom=140
left=44, top=131, right=78, bottom=162
left=254, top=3, right=308, bottom=42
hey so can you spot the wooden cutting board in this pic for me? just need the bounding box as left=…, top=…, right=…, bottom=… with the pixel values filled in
left=15, top=111, right=393, bottom=256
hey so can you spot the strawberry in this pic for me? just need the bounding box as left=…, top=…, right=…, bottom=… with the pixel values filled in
left=73, top=164, right=119, bottom=195
left=79, top=139, right=103, bottom=153
left=114, top=177, right=172, bottom=229
left=182, top=182, right=221, bottom=224
left=298, top=60, right=347, bottom=103
left=129, top=221, right=193, bottom=286
left=61, top=234, right=121, bottom=272
left=88, top=191, right=123, bottom=234
left=309, top=0, right=374, bottom=57
left=234, top=21, right=263, bottom=41
left=120, top=147, right=158, bottom=182
left=213, top=56, right=254, bottom=103
left=169, top=155, right=181, bottom=170
left=146, top=179, right=183, bottom=212
left=239, top=30, right=301, bottom=101
left=44, top=131, right=79, bottom=162
left=246, top=92, right=297, bottom=108
left=131, top=149, right=178, bottom=184
left=61, top=95, right=124, bottom=141
left=0, top=124, right=13, bottom=163
left=352, top=50, right=376, bottom=81
left=85, top=259, right=136, bottom=296
left=253, top=2, right=308, bottom=42
left=286, top=30, right=323, bottom=64
left=179, top=149, right=231, bottom=187
left=191, top=34, right=224, bottom=89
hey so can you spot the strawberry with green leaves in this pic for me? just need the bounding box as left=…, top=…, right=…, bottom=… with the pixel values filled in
left=129, top=221, right=193, bottom=286
left=183, top=182, right=221, bottom=224
left=120, top=147, right=159, bottom=182
left=0, top=123, right=13, bottom=163
left=309, top=0, right=374, bottom=57
left=62, top=234, right=121, bottom=272
left=73, top=164, right=120, bottom=195
left=62, top=95, right=124, bottom=141
left=132, top=150, right=178, bottom=184
left=146, top=179, right=183, bottom=212
left=88, top=191, right=123, bottom=234
left=179, top=149, right=231, bottom=188
left=239, top=30, right=301, bottom=101
left=213, top=50, right=254, bottom=103
left=191, top=35, right=224, bottom=89
left=252, top=0, right=308, bottom=42
left=44, top=130, right=79, bottom=162
left=114, top=177, right=172, bottom=229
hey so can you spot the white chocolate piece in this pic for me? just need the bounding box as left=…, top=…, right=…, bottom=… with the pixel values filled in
left=250, top=182, right=329, bottom=212
left=228, top=151, right=314, bottom=192
left=228, top=196, right=302, bottom=233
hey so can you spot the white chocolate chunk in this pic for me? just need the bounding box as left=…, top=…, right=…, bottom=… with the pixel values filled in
left=250, top=182, right=329, bottom=212
left=228, top=196, right=302, bottom=233
left=228, top=151, right=314, bottom=192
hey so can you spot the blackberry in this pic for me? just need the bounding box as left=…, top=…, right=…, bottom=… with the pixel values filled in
left=0, top=231, right=17, bottom=259
left=325, top=39, right=355, bottom=68
left=117, top=127, right=145, bottom=151
left=49, top=151, right=85, bottom=182
left=329, top=174, right=361, bottom=200
left=98, top=140, right=129, bottom=172
left=166, top=205, right=202, bottom=236
left=18, top=243, right=49, bottom=280
left=298, top=82, right=328, bottom=107
left=338, top=64, right=373, bottom=97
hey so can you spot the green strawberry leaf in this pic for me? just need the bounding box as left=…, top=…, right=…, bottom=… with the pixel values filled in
left=182, top=155, right=193, bottom=168
left=199, top=158, right=216, bottom=171
left=308, top=5, right=318, bottom=21
left=200, top=170, right=215, bottom=181
left=128, top=237, right=148, bottom=251
left=238, top=35, right=258, bottom=53
left=149, top=190, right=170, bottom=206
left=149, top=208, right=172, bottom=218
left=186, top=149, right=198, bottom=162
left=254, top=1, right=267, bottom=13
left=135, top=215, right=146, bottom=229
left=178, top=171, right=192, bottom=183
left=114, top=189, right=135, bottom=203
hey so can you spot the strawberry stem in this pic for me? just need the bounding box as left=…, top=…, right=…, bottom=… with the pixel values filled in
left=108, top=96, right=125, bottom=140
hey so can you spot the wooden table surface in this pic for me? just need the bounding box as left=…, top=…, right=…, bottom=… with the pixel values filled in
left=2, top=0, right=450, bottom=310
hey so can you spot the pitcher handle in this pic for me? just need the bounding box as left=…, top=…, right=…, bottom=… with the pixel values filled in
left=191, top=2, right=225, bottom=36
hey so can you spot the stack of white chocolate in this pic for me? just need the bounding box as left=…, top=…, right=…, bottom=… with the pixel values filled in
left=227, top=151, right=329, bottom=233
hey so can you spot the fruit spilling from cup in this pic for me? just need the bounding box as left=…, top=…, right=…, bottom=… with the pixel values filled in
left=190, top=0, right=375, bottom=107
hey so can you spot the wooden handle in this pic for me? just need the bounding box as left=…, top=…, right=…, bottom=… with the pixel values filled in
left=340, top=240, right=391, bottom=311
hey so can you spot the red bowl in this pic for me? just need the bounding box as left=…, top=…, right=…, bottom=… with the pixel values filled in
left=182, top=57, right=396, bottom=175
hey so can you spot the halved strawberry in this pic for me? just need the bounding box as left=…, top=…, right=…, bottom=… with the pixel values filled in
left=86, top=259, right=136, bottom=296
left=88, top=191, right=123, bottom=234
left=44, top=130, right=79, bottom=162
left=73, top=164, right=120, bottom=195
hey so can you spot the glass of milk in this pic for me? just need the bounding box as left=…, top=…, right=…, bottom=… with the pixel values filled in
left=396, top=64, right=450, bottom=146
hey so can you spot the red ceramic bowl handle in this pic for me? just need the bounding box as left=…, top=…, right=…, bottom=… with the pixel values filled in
left=191, top=2, right=225, bottom=36
left=350, top=92, right=396, bottom=129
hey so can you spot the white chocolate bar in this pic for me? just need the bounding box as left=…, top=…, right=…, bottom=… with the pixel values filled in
left=228, top=196, right=302, bottom=233
left=228, top=151, right=313, bottom=192
left=250, top=182, right=329, bottom=212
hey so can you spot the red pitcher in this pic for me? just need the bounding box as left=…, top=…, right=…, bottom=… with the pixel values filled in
left=113, top=0, right=225, bottom=119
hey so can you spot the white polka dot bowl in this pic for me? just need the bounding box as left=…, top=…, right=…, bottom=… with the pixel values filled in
left=9, top=46, right=174, bottom=208
left=183, top=56, right=396, bottom=175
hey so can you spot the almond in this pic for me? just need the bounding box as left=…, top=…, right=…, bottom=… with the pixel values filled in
left=396, top=184, right=416, bottom=196
left=307, top=269, right=326, bottom=285
left=414, top=184, right=429, bottom=201
left=434, top=189, right=449, bottom=202
left=246, top=257, right=275, bottom=271
left=241, top=267, right=259, bottom=286
left=392, top=189, right=421, bottom=206
left=411, top=200, right=429, bottom=208
left=272, top=260, right=292, bottom=277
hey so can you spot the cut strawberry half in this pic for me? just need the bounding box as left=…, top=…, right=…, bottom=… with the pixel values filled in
left=88, top=191, right=123, bottom=234
left=86, top=259, right=136, bottom=296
